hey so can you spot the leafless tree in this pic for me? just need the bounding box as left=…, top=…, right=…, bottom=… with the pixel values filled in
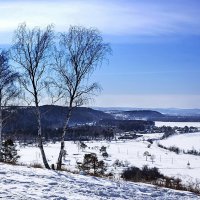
left=11, top=23, right=54, bottom=169
left=0, top=50, right=19, bottom=159
left=53, top=26, right=111, bottom=170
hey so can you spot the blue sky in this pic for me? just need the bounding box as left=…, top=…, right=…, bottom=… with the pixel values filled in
left=0, top=0, right=200, bottom=108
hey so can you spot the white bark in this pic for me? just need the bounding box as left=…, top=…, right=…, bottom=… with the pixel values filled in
left=0, top=96, right=2, bottom=160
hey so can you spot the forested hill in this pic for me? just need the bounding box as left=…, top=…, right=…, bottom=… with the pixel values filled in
left=110, top=110, right=200, bottom=122
left=3, top=105, right=113, bottom=132
left=112, top=110, right=164, bottom=120
left=123, top=110, right=164, bottom=118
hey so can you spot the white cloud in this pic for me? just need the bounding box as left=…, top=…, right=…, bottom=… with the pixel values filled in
left=0, top=0, right=199, bottom=44
left=92, top=94, right=200, bottom=109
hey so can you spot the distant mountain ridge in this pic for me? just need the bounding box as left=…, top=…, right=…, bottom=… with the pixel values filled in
left=94, top=107, right=200, bottom=117
left=105, top=109, right=200, bottom=122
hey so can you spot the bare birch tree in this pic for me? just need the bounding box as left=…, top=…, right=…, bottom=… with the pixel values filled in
left=11, top=23, right=54, bottom=169
left=0, top=50, right=19, bottom=160
left=53, top=26, right=111, bottom=170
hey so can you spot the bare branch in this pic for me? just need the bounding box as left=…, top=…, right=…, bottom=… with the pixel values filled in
left=53, top=25, right=111, bottom=170
left=10, top=23, right=54, bottom=169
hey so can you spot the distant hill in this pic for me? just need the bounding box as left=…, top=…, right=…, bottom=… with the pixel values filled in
left=111, top=110, right=164, bottom=120
left=94, top=107, right=200, bottom=117
left=3, top=105, right=113, bottom=132
left=108, top=109, right=200, bottom=122
left=123, top=110, right=164, bottom=118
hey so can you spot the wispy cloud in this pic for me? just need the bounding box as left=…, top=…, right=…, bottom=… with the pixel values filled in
left=0, top=0, right=199, bottom=42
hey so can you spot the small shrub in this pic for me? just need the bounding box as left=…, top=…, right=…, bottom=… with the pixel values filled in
left=141, top=165, right=163, bottom=181
left=99, top=146, right=107, bottom=153
left=80, top=142, right=87, bottom=151
left=121, top=165, right=163, bottom=182
left=102, top=152, right=109, bottom=158
left=147, top=144, right=151, bottom=148
left=168, top=146, right=180, bottom=154
left=121, top=166, right=141, bottom=182
left=147, top=139, right=153, bottom=144
left=113, top=159, right=125, bottom=167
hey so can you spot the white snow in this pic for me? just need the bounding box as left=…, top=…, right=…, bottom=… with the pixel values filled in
left=159, top=132, right=200, bottom=151
left=17, top=136, right=200, bottom=186
left=137, top=133, right=164, bottom=141
left=2, top=130, right=200, bottom=199
left=0, top=163, right=199, bottom=200
left=155, top=121, right=200, bottom=128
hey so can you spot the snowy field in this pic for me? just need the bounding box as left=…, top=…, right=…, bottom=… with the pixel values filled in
left=159, top=132, right=200, bottom=151
left=1, top=131, right=200, bottom=199
left=155, top=121, right=200, bottom=128
left=17, top=133, right=200, bottom=186
left=0, top=163, right=200, bottom=200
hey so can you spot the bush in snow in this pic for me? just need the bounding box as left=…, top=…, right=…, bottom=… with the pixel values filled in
left=184, top=149, right=200, bottom=156
left=79, top=142, right=87, bottom=151
left=99, top=145, right=109, bottom=158
left=0, top=139, right=20, bottom=164
left=121, top=165, right=163, bottom=182
left=113, top=159, right=130, bottom=168
left=102, top=152, right=109, bottom=159
left=99, top=146, right=107, bottom=153
left=168, top=146, right=181, bottom=154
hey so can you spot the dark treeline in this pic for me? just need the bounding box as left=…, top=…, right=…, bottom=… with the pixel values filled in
left=5, top=126, right=115, bottom=143
left=98, top=119, right=154, bottom=132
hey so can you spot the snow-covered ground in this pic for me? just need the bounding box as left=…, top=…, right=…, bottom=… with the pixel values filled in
left=137, top=133, right=164, bottom=141
left=155, top=121, right=200, bottom=128
left=159, top=132, right=200, bottom=151
left=0, top=163, right=199, bottom=200
left=17, top=133, right=200, bottom=186
left=1, top=130, right=199, bottom=199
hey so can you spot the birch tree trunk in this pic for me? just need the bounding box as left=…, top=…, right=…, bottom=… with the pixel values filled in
left=35, top=98, right=50, bottom=169
left=0, top=98, right=2, bottom=161
left=57, top=107, right=72, bottom=170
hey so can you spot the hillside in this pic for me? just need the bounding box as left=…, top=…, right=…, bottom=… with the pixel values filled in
left=0, top=163, right=199, bottom=200
left=3, top=105, right=113, bottom=132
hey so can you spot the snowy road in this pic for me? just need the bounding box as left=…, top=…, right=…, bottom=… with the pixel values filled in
left=0, top=163, right=199, bottom=200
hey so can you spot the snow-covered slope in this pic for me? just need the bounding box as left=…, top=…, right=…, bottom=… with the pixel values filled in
left=159, top=132, right=200, bottom=151
left=0, top=163, right=199, bottom=200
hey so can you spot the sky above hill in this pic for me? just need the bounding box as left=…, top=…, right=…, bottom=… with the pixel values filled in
left=0, top=0, right=200, bottom=108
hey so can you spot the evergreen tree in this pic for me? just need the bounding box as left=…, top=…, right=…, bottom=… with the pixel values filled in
left=78, top=153, right=106, bottom=175
left=0, top=139, right=20, bottom=164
